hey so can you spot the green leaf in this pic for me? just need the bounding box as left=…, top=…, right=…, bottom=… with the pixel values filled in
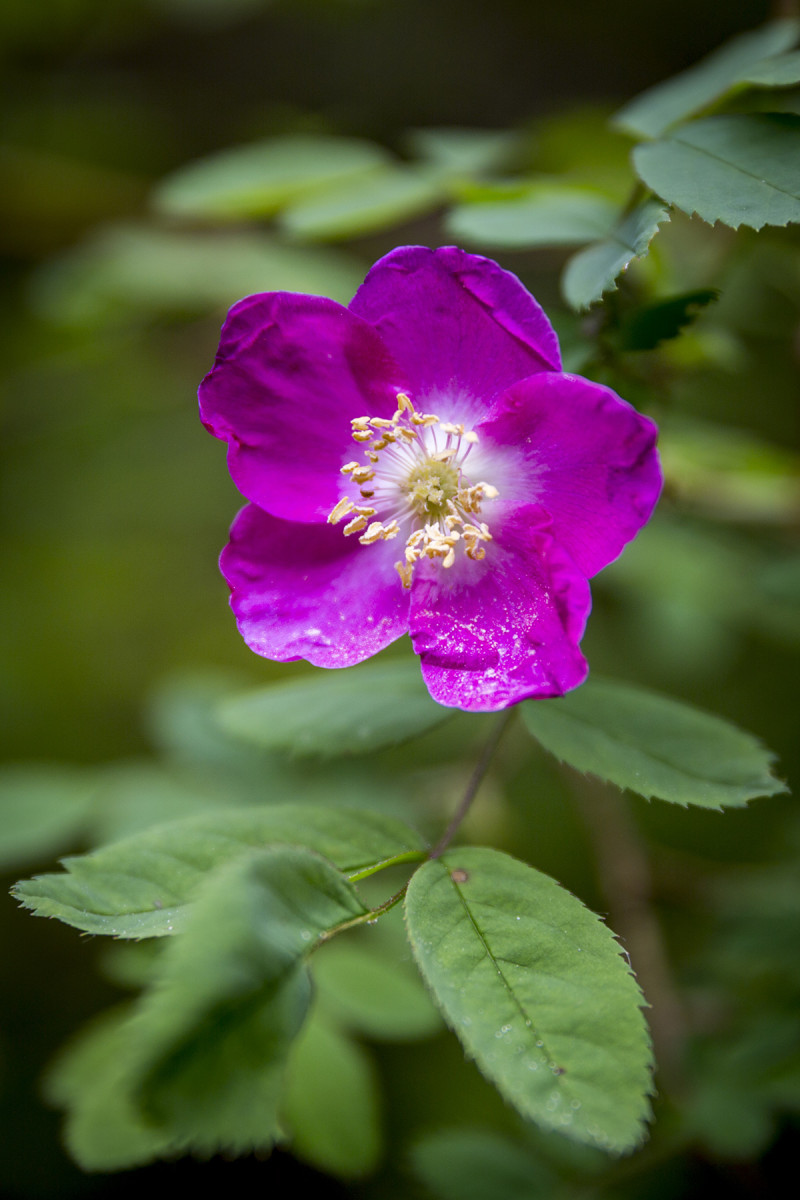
left=407, top=127, right=520, bottom=177
left=152, top=134, right=389, bottom=219
left=313, top=937, right=441, bottom=1041
left=613, top=19, right=800, bottom=138
left=521, top=678, right=787, bottom=809
left=43, top=1007, right=174, bottom=1172
left=410, top=1128, right=557, bottom=1200
left=282, top=1012, right=381, bottom=1178
left=280, top=165, right=443, bottom=240
left=127, top=847, right=367, bottom=1154
left=617, top=289, right=719, bottom=351
left=29, top=224, right=364, bottom=326
left=633, top=114, right=800, bottom=230
left=218, top=660, right=452, bottom=758
left=12, top=804, right=424, bottom=937
left=561, top=199, right=668, bottom=310
left=742, top=49, right=800, bottom=87
left=0, top=765, right=94, bottom=868
left=405, top=848, right=653, bottom=1153
left=447, top=185, right=618, bottom=249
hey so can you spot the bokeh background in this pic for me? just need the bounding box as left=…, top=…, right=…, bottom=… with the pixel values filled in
left=2, top=1, right=798, bottom=1197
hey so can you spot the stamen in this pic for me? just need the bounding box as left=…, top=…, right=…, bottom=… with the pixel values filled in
left=328, top=497, right=354, bottom=524
left=335, top=393, right=498, bottom=587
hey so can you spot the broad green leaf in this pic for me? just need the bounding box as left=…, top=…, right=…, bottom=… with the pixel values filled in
left=152, top=134, right=389, bottom=219
left=613, top=19, right=799, bottom=138
left=280, top=165, right=443, bottom=240
left=218, top=660, right=452, bottom=758
left=633, top=114, right=800, bottom=230
left=127, top=847, right=367, bottom=1153
left=447, top=185, right=618, bottom=249
left=12, top=804, right=424, bottom=937
left=405, top=849, right=652, bottom=1153
left=521, top=678, right=786, bottom=809
left=407, top=127, right=520, bottom=176
left=28, top=224, right=363, bottom=326
left=313, top=938, right=441, bottom=1041
left=410, top=1128, right=557, bottom=1200
left=282, top=1012, right=381, bottom=1178
left=618, top=289, right=719, bottom=351
left=43, top=1007, right=174, bottom=1172
left=743, top=50, right=800, bottom=87
left=561, top=199, right=668, bottom=310
left=0, top=765, right=94, bottom=868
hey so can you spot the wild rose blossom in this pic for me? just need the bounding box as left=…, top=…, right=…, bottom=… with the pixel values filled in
left=200, top=246, right=661, bottom=712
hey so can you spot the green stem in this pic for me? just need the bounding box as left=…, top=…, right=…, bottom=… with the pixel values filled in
left=429, top=707, right=515, bottom=860
left=347, top=849, right=427, bottom=883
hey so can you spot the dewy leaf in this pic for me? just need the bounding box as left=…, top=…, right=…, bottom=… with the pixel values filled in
left=405, top=848, right=653, bottom=1153
left=128, top=847, right=368, bottom=1154
left=152, top=134, right=389, bottom=219
left=280, top=165, right=443, bottom=241
left=447, top=185, right=618, bottom=249
left=282, top=1011, right=381, bottom=1179
left=218, top=660, right=452, bottom=758
left=633, top=114, right=800, bottom=230
left=521, top=678, right=787, bottom=809
left=561, top=199, right=668, bottom=311
left=613, top=18, right=800, bottom=138
left=12, top=805, right=424, bottom=937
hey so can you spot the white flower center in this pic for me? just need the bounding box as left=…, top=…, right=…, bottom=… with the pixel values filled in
left=327, top=392, right=498, bottom=589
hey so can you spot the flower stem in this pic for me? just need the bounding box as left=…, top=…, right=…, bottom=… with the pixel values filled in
left=429, top=708, right=516, bottom=861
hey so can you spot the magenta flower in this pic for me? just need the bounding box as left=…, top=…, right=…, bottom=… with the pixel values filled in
left=200, top=246, right=661, bottom=712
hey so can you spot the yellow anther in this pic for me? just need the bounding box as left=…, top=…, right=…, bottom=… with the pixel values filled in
left=352, top=429, right=373, bottom=443
left=351, top=466, right=376, bottom=484
left=443, top=548, right=456, bottom=568
left=411, top=412, right=439, bottom=426
left=398, top=427, right=418, bottom=440
left=395, top=559, right=414, bottom=588
left=343, top=514, right=368, bottom=536
left=328, top=497, right=354, bottom=524
left=396, top=392, right=414, bottom=412
left=479, top=482, right=498, bottom=498
left=340, top=461, right=361, bottom=475
left=432, top=448, right=457, bottom=461
left=464, top=431, right=479, bottom=444
left=354, top=505, right=376, bottom=516
left=351, top=416, right=371, bottom=429
left=366, top=451, right=380, bottom=463
left=440, top=422, right=465, bottom=436
left=359, top=488, right=374, bottom=498
left=369, top=417, right=394, bottom=429
left=359, top=521, right=387, bottom=544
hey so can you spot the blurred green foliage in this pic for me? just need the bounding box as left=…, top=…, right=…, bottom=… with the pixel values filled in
left=2, top=1, right=799, bottom=1197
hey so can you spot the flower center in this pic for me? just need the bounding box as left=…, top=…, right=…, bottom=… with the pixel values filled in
left=406, top=460, right=460, bottom=519
left=327, top=392, right=498, bottom=589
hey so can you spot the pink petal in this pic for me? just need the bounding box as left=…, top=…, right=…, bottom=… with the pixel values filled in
left=479, top=373, right=662, bottom=578
left=221, top=504, right=409, bottom=667
left=409, top=505, right=590, bottom=712
left=199, top=293, right=407, bottom=523
left=349, top=246, right=561, bottom=417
